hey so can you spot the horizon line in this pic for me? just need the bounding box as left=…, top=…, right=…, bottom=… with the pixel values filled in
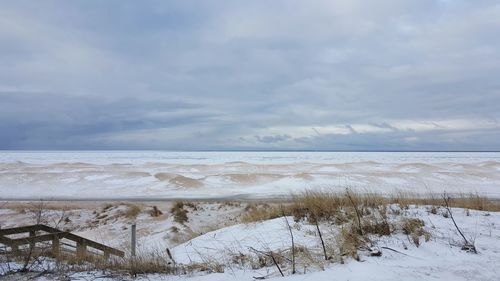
left=1, top=149, right=500, bottom=153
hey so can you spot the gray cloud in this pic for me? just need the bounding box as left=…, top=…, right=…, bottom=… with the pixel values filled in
left=255, top=134, right=292, bottom=144
left=1, top=0, right=499, bottom=150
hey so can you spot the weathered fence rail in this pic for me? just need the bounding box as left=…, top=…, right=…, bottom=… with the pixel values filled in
left=0, top=224, right=124, bottom=259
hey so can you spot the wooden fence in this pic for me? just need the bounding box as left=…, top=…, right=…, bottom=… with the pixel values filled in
left=0, top=224, right=124, bottom=259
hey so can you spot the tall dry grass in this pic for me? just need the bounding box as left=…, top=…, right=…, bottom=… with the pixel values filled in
left=241, top=190, right=500, bottom=223
left=241, top=203, right=283, bottom=223
left=390, top=191, right=500, bottom=211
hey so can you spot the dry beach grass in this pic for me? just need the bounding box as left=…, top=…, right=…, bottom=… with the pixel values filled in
left=1, top=190, right=499, bottom=279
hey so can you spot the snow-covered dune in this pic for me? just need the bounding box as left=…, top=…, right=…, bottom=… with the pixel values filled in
left=172, top=206, right=500, bottom=281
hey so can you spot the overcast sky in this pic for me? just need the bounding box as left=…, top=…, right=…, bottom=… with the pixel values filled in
left=1, top=0, right=499, bottom=150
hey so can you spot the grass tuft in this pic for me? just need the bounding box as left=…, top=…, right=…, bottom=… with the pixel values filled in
left=171, top=202, right=189, bottom=223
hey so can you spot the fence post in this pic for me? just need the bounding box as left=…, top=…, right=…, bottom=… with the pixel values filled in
left=131, top=223, right=136, bottom=257
left=29, top=230, right=36, bottom=250
left=52, top=235, right=60, bottom=257
left=76, top=241, right=87, bottom=259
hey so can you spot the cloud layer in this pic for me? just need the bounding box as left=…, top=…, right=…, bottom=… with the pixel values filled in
left=1, top=0, right=500, bottom=150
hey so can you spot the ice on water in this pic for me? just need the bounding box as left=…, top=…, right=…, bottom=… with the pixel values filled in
left=1, top=151, right=500, bottom=199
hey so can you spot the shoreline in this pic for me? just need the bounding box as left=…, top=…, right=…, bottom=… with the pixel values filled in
left=2, top=193, right=500, bottom=203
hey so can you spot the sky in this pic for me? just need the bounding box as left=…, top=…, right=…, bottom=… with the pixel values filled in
left=1, top=0, right=500, bottom=151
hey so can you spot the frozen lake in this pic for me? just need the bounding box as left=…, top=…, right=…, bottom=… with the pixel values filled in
left=1, top=151, right=500, bottom=199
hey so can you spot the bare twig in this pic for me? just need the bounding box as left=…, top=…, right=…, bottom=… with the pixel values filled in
left=281, top=208, right=295, bottom=274
left=443, top=193, right=477, bottom=253
left=314, top=219, right=328, bottom=260
left=346, top=189, right=363, bottom=236
left=53, top=210, right=67, bottom=229
left=248, top=247, right=284, bottom=277
left=20, top=200, right=46, bottom=272
left=270, top=253, right=284, bottom=277
left=380, top=247, right=423, bottom=260
left=166, top=248, right=177, bottom=274
left=248, top=247, right=291, bottom=262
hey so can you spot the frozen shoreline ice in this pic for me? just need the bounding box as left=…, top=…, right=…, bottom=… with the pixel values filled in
left=1, top=151, right=500, bottom=199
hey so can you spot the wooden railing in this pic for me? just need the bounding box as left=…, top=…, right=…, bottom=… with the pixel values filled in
left=0, top=224, right=124, bottom=259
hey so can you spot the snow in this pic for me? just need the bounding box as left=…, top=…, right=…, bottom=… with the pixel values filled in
left=3, top=203, right=499, bottom=281
left=166, top=206, right=500, bottom=281
left=171, top=216, right=318, bottom=264
left=1, top=151, right=500, bottom=199
left=2, top=151, right=500, bottom=280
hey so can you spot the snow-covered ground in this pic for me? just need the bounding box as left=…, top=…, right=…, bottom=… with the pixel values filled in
left=0, top=201, right=243, bottom=253
left=1, top=151, right=500, bottom=199
left=170, top=206, right=500, bottom=281
left=2, top=151, right=500, bottom=279
left=1, top=202, right=499, bottom=281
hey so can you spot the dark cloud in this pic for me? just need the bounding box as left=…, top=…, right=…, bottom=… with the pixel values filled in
left=255, top=134, right=292, bottom=144
left=369, top=123, right=399, bottom=132
left=0, top=0, right=499, bottom=150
